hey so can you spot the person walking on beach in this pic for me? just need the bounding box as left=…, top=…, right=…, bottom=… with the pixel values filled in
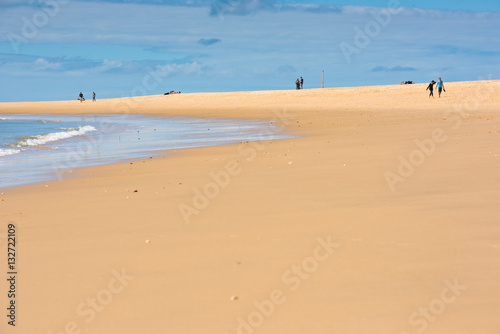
left=78, top=92, right=84, bottom=102
left=300, top=77, right=304, bottom=89
left=426, top=80, right=436, bottom=98
left=295, top=78, right=300, bottom=90
left=437, top=77, right=446, bottom=97
left=92, top=92, right=96, bottom=102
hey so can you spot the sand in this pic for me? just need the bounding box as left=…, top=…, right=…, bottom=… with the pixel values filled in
left=1, top=81, right=500, bottom=333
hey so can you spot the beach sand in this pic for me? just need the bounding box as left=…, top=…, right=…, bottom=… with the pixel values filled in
left=1, top=81, right=500, bottom=333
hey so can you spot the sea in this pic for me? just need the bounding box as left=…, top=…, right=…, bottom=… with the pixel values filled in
left=0, top=114, right=290, bottom=189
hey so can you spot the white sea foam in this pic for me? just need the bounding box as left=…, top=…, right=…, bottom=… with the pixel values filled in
left=16, top=125, right=97, bottom=147
left=0, top=148, right=22, bottom=157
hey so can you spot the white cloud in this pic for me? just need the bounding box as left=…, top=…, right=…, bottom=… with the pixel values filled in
left=156, top=61, right=203, bottom=77
left=33, top=57, right=62, bottom=70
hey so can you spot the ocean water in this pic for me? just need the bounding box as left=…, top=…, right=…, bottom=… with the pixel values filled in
left=0, top=114, right=290, bottom=189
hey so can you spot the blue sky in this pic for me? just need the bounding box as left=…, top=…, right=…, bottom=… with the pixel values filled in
left=0, top=0, right=499, bottom=102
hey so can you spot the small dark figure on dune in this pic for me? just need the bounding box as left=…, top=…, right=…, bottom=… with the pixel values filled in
left=426, top=80, right=436, bottom=98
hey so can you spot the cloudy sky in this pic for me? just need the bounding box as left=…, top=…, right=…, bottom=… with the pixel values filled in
left=0, top=0, right=499, bottom=102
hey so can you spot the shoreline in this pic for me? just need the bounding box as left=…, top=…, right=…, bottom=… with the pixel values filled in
left=1, top=81, right=500, bottom=333
left=0, top=113, right=294, bottom=189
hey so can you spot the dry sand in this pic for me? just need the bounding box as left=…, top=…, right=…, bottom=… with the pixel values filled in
left=1, top=81, right=500, bottom=333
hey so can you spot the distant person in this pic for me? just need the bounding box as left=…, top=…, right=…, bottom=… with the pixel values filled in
left=92, top=92, right=96, bottom=102
left=78, top=92, right=84, bottom=102
left=300, top=77, right=304, bottom=89
left=437, top=77, right=446, bottom=97
left=426, top=80, right=436, bottom=98
left=295, top=78, right=300, bottom=90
